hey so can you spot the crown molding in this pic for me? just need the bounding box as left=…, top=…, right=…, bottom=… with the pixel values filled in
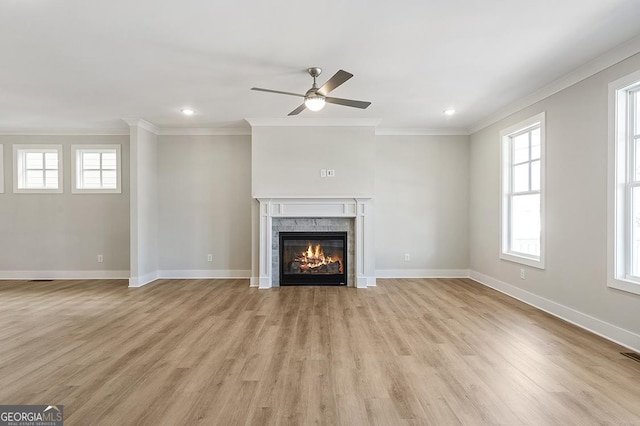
left=0, top=128, right=129, bottom=136
left=157, top=127, right=251, bottom=136
left=469, top=33, right=640, bottom=134
left=244, top=117, right=381, bottom=127
left=0, top=125, right=471, bottom=137
left=120, top=119, right=251, bottom=136
left=138, top=120, right=160, bottom=134
left=375, top=127, right=469, bottom=136
left=122, top=118, right=160, bottom=134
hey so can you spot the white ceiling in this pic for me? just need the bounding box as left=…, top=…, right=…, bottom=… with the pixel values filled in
left=2, top=0, right=640, bottom=132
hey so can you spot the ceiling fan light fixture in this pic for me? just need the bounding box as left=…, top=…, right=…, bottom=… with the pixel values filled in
left=251, top=68, right=369, bottom=115
left=304, top=95, right=326, bottom=112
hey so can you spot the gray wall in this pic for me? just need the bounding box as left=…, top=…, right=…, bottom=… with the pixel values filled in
left=469, top=52, right=640, bottom=337
left=158, top=135, right=252, bottom=274
left=130, top=126, right=158, bottom=283
left=250, top=124, right=377, bottom=282
left=0, top=135, right=130, bottom=275
left=375, top=135, right=469, bottom=273
left=249, top=125, right=470, bottom=278
left=251, top=126, right=376, bottom=198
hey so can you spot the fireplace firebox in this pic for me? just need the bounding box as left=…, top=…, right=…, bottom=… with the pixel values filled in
left=279, top=232, right=347, bottom=286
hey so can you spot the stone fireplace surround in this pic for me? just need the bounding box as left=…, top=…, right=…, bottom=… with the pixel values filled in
left=273, top=219, right=353, bottom=287
left=255, top=198, right=376, bottom=289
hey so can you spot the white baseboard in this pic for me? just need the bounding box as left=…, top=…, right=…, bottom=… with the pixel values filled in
left=355, top=275, right=377, bottom=288
left=258, top=276, right=271, bottom=289
left=158, top=270, right=251, bottom=279
left=469, top=270, right=640, bottom=353
left=0, top=269, right=252, bottom=286
left=376, top=269, right=470, bottom=278
left=0, top=270, right=129, bottom=280
left=128, top=271, right=159, bottom=288
left=130, top=269, right=251, bottom=287
left=249, top=277, right=259, bottom=287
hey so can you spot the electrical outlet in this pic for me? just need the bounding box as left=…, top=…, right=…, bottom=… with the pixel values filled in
left=404, top=253, right=410, bottom=261
left=320, top=169, right=327, bottom=177
left=207, top=254, right=213, bottom=262
left=327, top=169, right=336, bottom=177
left=520, top=269, right=525, bottom=279
left=97, top=254, right=103, bottom=263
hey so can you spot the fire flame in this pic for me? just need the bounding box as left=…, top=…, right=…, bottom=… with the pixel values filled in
left=294, top=242, right=342, bottom=273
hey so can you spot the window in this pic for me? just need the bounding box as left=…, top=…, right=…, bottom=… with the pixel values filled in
left=609, top=69, right=640, bottom=295
left=71, top=145, right=121, bottom=193
left=501, top=112, right=545, bottom=268
left=13, top=144, right=63, bottom=193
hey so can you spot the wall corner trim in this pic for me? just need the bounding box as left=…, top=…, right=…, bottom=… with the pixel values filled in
left=122, top=118, right=160, bottom=134
left=128, top=271, right=159, bottom=288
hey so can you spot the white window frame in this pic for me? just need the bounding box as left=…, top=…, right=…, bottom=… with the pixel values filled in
left=71, top=144, right=122, bottom=194
left=0, top=145, right=4, bottom=193
left=13, top=144, right=64, bottom=194
left=608, top=69, right=640, bottom=296
left=500, top=112, right=546, bottom=269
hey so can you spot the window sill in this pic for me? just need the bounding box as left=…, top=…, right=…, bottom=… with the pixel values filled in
left=500, top=252, right=545, bottom=269
left=608, top=277, right=640, bottom=296
left=13, top=188, right=63, bottom=194
left=72, top=188, right=122, bottom=194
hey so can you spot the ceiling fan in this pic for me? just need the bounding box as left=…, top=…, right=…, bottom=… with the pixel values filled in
left=251, top=67, right=371, bottom=116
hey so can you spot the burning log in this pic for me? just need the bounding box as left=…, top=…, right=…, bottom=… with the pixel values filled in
left=288, top=242, right=344, bottom=274
left=290, top=259, right=342, bottom=274
left=327, top=262, right=340, bottom=274
left=289, top=261, right=301, bottom=273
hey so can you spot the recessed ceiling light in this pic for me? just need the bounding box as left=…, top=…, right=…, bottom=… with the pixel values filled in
left=444, top=109, right=456, bottom=116
left=181, top=108, right=195, bottom=116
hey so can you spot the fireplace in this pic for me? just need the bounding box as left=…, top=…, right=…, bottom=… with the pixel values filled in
left=279, top=232, right=347, bottom=286
left=254, top=198, right=375, bottom=289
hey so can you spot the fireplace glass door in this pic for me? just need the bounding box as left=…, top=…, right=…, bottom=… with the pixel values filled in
left=279, top=232, right=347, bottom=286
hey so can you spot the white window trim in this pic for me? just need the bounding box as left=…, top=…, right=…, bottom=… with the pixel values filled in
left=71, top=144, right=122, bottom=194
left=13, top=144, right=64, bottom=194
left=608, top=69, right=640, bottom=296
left=500, top=112, right=546, bottom=269
left=0, top=145, right=4, bottom=193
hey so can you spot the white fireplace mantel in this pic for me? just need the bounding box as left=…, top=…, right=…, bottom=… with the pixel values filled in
left=255, top=197, right=376, bottom=289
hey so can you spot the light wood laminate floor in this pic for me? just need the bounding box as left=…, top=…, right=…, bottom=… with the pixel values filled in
left=0, top=278, right=639, bottom=425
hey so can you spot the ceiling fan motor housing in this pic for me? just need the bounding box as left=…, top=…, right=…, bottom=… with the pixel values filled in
left=305, top=88, right=324, bottom=99
left=307, top=67, right=322, bottom=78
